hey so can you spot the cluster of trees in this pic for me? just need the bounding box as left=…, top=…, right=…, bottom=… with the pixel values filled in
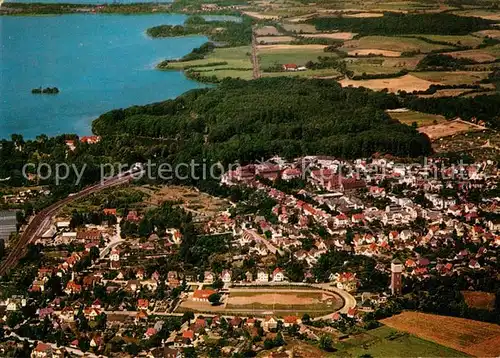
left=31, top=87, right=59, bottom=94
left=120, top=201, right=193, bottom=238
left=309, top=13, right=494, bottom=35
left=416, top=53, right=478, bottom=70
left=92, top=77, right=432, bottom=164
left=147, top=15, right=252, bottom=47
left=178, top=42, right=216, bottom=62
left=413, top=83, right=482, bottom=95
left=69, top=210, right=117, bottom=229
left=305, top=56, right=349, bottom=73
left=403, top=94, right=500, bottom=128
left=313, top=249, right=389, bottom=291
left=351, top=69, right=409, bottom=81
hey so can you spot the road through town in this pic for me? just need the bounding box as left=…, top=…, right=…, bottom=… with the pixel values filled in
left=0, top=173, right=138, bottom=277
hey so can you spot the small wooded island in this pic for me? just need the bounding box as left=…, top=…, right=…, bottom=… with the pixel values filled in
left=31, top=87, right=60, bottom=94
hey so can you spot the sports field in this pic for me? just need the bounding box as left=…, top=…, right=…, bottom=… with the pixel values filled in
left=178, top=287, right=343, bottom=317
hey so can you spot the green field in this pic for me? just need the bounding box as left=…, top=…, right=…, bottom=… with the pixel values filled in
left=451, top=9, right=500, bottom=20
left=164, top=46, right=253, bottom=81
left=262, top=68, right=341, bottom=78
left=330, top=326, right=468, bottom=357
left=259, top=47, right=337, bottom=68
left=412, top=71, right=490, bottom=85
left=387, top=110, right=446, bottom=127
left=281, top=22, right=318, bottom=34
left=407, top=34, right=484, bottom=48
left=343, top=35, right=456, bottom=54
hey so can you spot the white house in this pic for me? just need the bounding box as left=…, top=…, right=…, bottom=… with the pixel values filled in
left=272, top=268, right=285, bottom=282
left=256, top=271, right=269, bottom=283
left=221, top=270, right=232, bottom=283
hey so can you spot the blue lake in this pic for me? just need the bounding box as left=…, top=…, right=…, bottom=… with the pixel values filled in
left=0, top=14, right=212, bottom=139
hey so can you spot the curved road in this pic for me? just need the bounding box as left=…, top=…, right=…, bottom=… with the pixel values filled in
left=311, top=283, right=357, bottom=320
left=0, top=173, right=139, bottom=277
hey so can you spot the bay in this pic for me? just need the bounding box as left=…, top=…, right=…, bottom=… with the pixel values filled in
left=0, top=14, right=211, bottom=139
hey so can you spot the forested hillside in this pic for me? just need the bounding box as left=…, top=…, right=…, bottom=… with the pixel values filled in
left=309, top=13, right=493, bottom=35
left=147, top=15, right=253, bottom=46
left=404, top=94, right=500, bottom=128
left=92, top=77, right=432, bottom=163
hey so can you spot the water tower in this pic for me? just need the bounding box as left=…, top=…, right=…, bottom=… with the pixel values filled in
left=390, top=258, right=403, bottom=296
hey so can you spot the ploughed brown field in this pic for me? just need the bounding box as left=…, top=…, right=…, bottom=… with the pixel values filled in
left=462, top=291, right=496, bottom=311
left=381, top=311, right=500, bottom=357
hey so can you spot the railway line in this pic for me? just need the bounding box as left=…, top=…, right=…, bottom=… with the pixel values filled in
left=0, top=172, right=138, bottom=277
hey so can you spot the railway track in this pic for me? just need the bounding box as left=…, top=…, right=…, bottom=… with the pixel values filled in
left=0, top=175, right=132, bottom=277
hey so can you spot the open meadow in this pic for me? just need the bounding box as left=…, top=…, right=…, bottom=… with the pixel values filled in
left=331, top=325, right=467, bottom=357
left=258, top=44, right=332, bottom=69
left=163, top=46, right=253, bottom=81
left=342, top=36, right=455, bottom=54
left=386, top=109, right=446, bottom=127
left=411, top=71, right=490, bottom=86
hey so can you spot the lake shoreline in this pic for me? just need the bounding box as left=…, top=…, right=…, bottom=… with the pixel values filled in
left=0, top=13, right=211, bottom=139
left=0, top=2, right=239, bottom=16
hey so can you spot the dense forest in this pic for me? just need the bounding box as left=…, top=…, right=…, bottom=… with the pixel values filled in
left=309, top=13, right=494, bottom=35
left=147, top=15, right=252, bottom=47
left=404, top=94, right=500, bottom=128
left=92, top=77, right=432, bottom=164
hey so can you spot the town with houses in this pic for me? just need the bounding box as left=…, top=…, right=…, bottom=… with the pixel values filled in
left=1, top=155, right=500, bottom=357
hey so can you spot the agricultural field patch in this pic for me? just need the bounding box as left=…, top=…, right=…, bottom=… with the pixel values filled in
left=340, top=74, right=435, bottom=93
left=343, top=36, right=455, bottom=54
left=386, top=109, right=446, bottom=127
left=301, top=32, right=357, bottom=40
left=262, top=68, right=341, bottom=79
left=256, top=36, right=295, bottom=44
left=344, top=12, right=384, bottom=18
left=418, top=119, right=484, bottom=140
left=331, top=325, right=467, bottom=357
left=462, top=291, right=496, bottom=311
left=474, top=29, right=500, bottom=39
left=257, top=44, right=327, bottom=52
left=412, top=71, right=490, bottom=86
left=255, top=25, right=281, bottom=36
left=409, top=34, right=484, bottom=47
left=452, top=9, right=500, bottom=21
left=381, top=311, right=500, bottom=357
left=347, top=49, right=401, bottom=57
left=281, top=22, right=318, bottom=33
left=242, top=11, right=279, bottom=20
left=448, top=50, right=497, bottom=63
